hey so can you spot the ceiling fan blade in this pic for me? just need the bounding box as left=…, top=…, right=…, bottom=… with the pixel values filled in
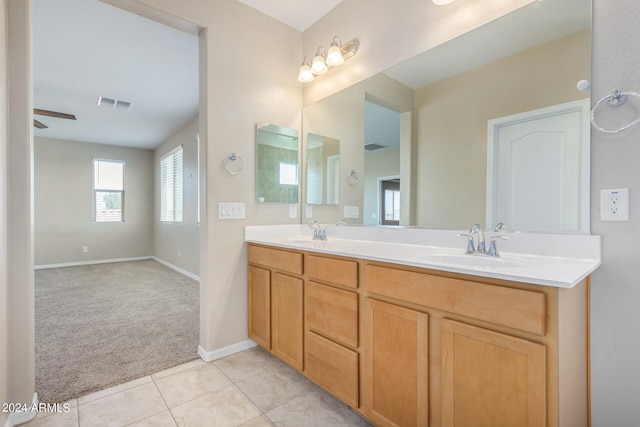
left=34, top=108, right=76, bottom=120
left=34, top=119, right=48, bottom=129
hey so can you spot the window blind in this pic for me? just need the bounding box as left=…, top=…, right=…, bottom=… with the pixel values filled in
left=160, top=145, right=183, bottom=222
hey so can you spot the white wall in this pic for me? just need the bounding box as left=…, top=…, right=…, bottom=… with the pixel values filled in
left=5, top=0, right=36, bottom=416
left=0, top=0, right=9, bottom=424
left=131, top=0, right=302, bottom=355
left=590, top=1, right=640, bottom=425
left=154, top=116, right=199, bottom=276
left=34, top=138, right=154, bottom=266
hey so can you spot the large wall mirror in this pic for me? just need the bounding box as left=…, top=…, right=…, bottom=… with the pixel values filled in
left=302, top=0, right=592, bottom=232
left=256, top=123, right=299, bottom=204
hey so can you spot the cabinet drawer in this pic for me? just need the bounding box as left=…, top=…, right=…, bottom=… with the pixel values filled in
left=305, top=331, right=359, bottom=408
left=365, top=264, right=545, bottom=335
left=248, top=244, right=302, bottom=275
left=305, top=254, right=358, bottom=288
left=306, top=281, right=358, bottom=348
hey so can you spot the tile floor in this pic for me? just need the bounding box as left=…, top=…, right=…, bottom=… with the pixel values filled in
left=25, top=346, right=372, bottom=427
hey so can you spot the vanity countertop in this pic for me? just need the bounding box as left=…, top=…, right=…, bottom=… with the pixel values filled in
left=244, top=224, right=601, bottom=288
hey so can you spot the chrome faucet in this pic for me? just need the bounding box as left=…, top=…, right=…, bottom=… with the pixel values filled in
left=458, top=223, right=509, bottom=257
left=470, top=224, right=486, bottom=254
left=336, top=218, right=348, bottom=226
left=308, top=220, right=327, bottom=241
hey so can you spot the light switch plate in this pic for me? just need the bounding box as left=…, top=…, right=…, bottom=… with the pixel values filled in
left=305, top=205, right=313, bottom=219
left=344, top=205, right=360, bottom=219
left=218, top=203, right=246, bottom=219
left=600, top=189, right=629, bottom=221
left=289, top=204, right=297, bottom=219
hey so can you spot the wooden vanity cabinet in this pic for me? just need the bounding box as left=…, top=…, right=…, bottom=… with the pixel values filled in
left=247, top=265, right=270, bottom=349
left=364, top=298, right=429, bottom=427
left=441, top=319, right=546, bottom=427
left=247, top=243, right=589, bottom=427
left=247, top=244, right=304, bottom=371
left=304, top=254, right=361, bottom=409
left=364, top=261, right=589, bottom=427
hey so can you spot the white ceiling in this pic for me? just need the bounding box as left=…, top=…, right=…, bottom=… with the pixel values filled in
left=32, top=0, right=341, bottom=149
left=235, top=0, right=343, bottom=31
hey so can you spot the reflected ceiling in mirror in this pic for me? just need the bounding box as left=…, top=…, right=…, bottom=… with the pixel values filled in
left=256, top=123, right=299, bottom=204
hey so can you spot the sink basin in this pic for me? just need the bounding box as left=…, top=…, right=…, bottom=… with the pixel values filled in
left=420, top=252, right=532, bottom=268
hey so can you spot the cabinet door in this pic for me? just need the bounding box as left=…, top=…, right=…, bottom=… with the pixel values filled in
left=364, top=298, right=429, bottom=427
left=272, top=272, right=304, bottom=371
left=305, top=330, right=359, bottom=408
left=441, top=319, right=546, bottom=427
left=248, top=265, right=270, bottom=349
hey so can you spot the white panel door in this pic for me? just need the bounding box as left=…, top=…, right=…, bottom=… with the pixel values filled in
left=487, top=99, right=590, bottom=232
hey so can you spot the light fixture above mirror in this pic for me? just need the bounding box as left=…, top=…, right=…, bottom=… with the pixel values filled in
left=432, top=0, right=455, bottom=5
left=298, top=36, right=359, bottom=82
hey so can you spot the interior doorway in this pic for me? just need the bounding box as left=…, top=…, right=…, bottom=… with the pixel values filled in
left=31, top=0, right=203, bottom=403
left=380, top=178, right=401, bottom=226
left=363, top=100, right=401, bottom=225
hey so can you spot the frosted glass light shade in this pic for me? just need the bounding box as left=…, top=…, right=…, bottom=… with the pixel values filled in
left=297, top=64, right=314, bottom=82
left=311, top=54, right=328, bottom=75
left=433, top=0, right=455, bottom=4
left=326, top=44, right=344, bottom=67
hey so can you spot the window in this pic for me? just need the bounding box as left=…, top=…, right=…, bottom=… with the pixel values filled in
left=93, top=159, right=124, bottom=222
left=160, top=146, right=183, bottom=222
left=279, top=162, right=298, bottom=185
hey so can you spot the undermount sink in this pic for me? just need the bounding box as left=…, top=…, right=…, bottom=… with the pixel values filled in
left=419, top=251, right=536, bottom=268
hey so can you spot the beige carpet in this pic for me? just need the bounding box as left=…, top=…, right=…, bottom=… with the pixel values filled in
left=35, top=259, right=199, bottom=403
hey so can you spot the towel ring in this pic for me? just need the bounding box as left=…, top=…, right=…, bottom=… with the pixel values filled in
left=591, top=89, right=640, bottom=134
left=347, top=169, right=359, bottom=185
left=223, top=153, right=244, bottom=175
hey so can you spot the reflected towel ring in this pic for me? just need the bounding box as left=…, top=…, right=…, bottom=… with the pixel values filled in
left=591, top=89, right=640, bottom=133
left=223, top=152, right=244, bottom=175
left=347, top=169, right=359, bottom=185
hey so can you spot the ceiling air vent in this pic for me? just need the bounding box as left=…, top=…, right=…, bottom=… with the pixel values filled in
left=365, top=143, right=386, bottom=151
left=97, top=96, right=132, bottom=111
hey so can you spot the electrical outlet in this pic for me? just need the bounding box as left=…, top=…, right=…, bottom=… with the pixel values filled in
left=82, top=246, right=88, bottom=253
left=601, top=189, right=629, bottom=221
left=289, top=204, right=297, bottom=219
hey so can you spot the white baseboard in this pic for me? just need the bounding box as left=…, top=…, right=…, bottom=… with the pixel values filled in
left=151, top=257, right=200, bottom=281
left=35, top=256, right=152, bottom=270
left=198, top=340, right=257, bottom=362
left=7, top=392, right=38, bottom=426
left=34, top=256, right=200, bottom=282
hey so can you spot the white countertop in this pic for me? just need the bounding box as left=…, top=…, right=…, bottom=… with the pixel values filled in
left=244, top=224, right=601, bottom=288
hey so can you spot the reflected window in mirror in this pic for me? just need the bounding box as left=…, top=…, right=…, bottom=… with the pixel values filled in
left=306, top=133, right=340, bottom=205
left=256, top=123, right=299, bottom=203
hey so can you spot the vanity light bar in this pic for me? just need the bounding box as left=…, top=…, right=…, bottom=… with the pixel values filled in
left=298, top=36, right=359, bottom=83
